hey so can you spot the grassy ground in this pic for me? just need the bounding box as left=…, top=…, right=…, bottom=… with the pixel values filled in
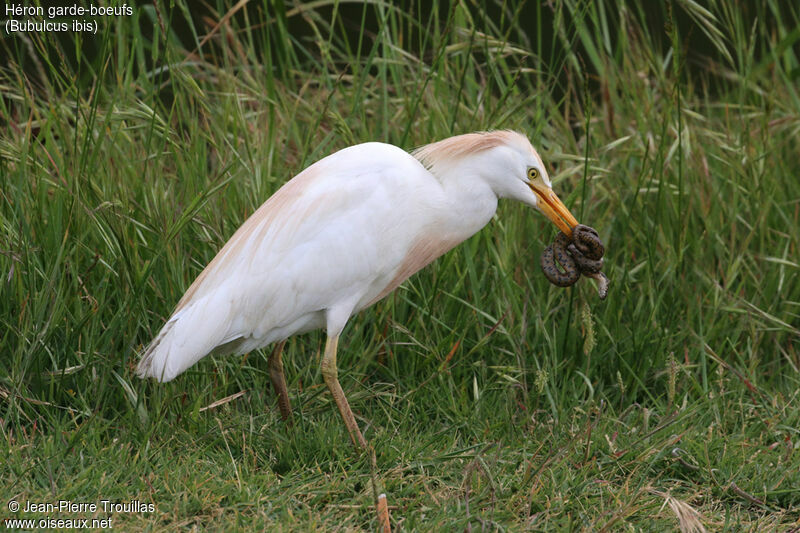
left=2, top=1, right=799, bottom=530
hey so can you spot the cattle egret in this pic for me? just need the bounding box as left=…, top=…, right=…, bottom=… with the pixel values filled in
left=137, top=130, right=579, bottom=449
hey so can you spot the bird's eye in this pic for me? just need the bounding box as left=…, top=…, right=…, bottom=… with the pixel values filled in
left=527, top=168, right=539, bottom=180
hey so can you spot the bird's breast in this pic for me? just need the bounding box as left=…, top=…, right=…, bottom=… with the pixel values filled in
left=364, top=232, right=462, bottom=307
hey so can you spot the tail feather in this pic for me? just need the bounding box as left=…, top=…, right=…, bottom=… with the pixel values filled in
left=137, top=297, right=234, bottom=382
left=136, top=316, right=180, bottom=382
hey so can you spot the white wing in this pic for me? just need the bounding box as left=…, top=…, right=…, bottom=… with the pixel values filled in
left=137, top=142, right=451, bottom=381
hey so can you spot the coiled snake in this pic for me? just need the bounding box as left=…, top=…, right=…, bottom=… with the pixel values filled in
left=540, top=224, right=609, bottom=299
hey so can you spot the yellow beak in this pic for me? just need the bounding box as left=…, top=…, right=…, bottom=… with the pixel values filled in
left=529, top=182, right=579, bottom=237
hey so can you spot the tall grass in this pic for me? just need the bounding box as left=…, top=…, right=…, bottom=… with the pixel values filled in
left=2, top=1, right=799, bottom=529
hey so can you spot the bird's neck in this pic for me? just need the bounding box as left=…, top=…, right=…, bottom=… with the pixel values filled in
left=435, top=171, right=499, bottom=241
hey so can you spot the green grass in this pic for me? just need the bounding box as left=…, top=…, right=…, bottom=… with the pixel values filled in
left=2, top=1, right=800, bottom=530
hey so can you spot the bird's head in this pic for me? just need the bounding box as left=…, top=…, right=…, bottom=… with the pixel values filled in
left=414, top=131, right=579, bottom=236
left=514, top=150, right=579, bottom=238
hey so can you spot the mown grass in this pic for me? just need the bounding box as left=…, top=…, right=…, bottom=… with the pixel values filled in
left=2, top=1, right=799, bottom=530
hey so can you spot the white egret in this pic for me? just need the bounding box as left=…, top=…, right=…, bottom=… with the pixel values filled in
left=137, top=130, right=580, bottom=449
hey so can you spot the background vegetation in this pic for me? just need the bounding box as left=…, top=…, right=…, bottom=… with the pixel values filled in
left=2, top=0, right=799, bottom=530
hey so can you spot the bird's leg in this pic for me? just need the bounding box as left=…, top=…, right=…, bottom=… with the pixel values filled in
left=268, top=340, right=292, bottom=421
left=321, top=335, right=368, bottom=450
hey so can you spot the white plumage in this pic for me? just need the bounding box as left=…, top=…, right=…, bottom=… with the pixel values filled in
left=137, top=130, right=578, bottom=449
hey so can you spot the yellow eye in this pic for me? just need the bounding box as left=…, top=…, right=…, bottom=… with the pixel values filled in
left=528, top=168, right=539, bottom=180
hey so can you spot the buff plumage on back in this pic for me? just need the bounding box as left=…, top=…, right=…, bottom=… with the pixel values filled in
left=136, top=163, right=328, bottom=382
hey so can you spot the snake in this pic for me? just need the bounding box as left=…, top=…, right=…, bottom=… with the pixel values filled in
left=540, top=224, right=609, bottom=299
